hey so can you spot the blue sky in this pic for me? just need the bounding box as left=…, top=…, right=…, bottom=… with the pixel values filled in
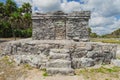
left=0, top=0, right=5, bottom=3
left=0, top=0, right=120, bottom=35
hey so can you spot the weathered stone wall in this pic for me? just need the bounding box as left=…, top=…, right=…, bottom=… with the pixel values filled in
left=32, top=11, right=90, bottom=41
left=3, top=39, right=117, bottom=69
left=66, top=11, right=90, bottom=41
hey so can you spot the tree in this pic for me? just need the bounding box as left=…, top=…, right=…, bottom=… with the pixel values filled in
left=0, top=2, right=5, bottom=19
left=10, top=12, right=21, bottom=40
left=0, top=2, right=12, bottom=37
left=0, top=2, right=5, bottom=29
left=21, top=3, right=32, bottom=30
left=87, top=27, right=98, bottom=38
left=111, top=28, right=120, bottom=38
left=90, top=33, right=98, bottom=38
left=22, top=13, right=32, bottom=28
left=5, top=0, right=17, bottom=15
left=87, top=27, right=92, bottom=34
left=21, top=3, right=32, bottom=13
left=0, top=1, right=32, bottom=38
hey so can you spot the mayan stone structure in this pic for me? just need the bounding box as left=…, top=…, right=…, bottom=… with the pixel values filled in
left=32, top=11, right=90, bottom=41
left=2, top=11, right=117, bottom=76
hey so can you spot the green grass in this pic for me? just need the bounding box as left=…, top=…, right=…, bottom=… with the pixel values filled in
left=43, top=72, right=48, bottom=77
left=77, top=66, right=120, bottom=74
left=91, top=38, right=120, bottom=44
left=75, top=66, right=120, bottom=80
left=23, top=64, right=33, bottom=70
left=40, top=68, right=49, bottom=77
left=41, top=68, right=49, bottom=77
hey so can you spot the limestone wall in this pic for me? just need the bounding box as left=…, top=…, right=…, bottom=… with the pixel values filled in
left=3, top=39, right=117, bottom=69
left=32, top=11, right=90, bottom=41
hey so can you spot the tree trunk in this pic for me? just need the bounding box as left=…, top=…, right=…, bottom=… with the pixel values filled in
left=12, top=27, right=16, bottom=40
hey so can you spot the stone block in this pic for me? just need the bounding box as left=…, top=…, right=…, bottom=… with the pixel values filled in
left=80, top=57, right=95, bottom=68
left=50, top=49, right=69, bottom=54
left=49, top=52, right=70, bottom=60
left=111, top=59, right=120, bottom=67
left=72, top=58, right=81, bottom=69
left=46, top=59, right=71, bottom=68
left=72, top=58, right=95, bottom=68
left=46, top=68, right=74, bottom=75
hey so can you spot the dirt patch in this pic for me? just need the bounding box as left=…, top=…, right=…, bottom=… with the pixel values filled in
left=24, top=65, right=120, bottom=80
left=0, top=56, right=27, bottom=80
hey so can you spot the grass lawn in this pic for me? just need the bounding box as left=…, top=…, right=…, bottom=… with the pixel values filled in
left=75, top=65, right=120, bottom=80
left=90, top=38, right=120, bottom=44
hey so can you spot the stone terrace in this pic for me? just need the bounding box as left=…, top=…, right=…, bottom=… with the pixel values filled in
left=3, top=39, right=117, bottom=75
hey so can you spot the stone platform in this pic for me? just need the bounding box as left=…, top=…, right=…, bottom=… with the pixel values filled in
left=3, top=39, right=117, bottom=75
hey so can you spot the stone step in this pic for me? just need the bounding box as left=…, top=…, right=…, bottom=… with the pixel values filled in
left=46, top=59, right=72, bottom=68
left=50, top=49, right=69, bottom=54
left=72, top=58, right=95, bottom=69
left=40, top=59, right=48, bottom=63
left=49, top=52, right=70, bottom=60
left=46, top=68, right=74, bottom=75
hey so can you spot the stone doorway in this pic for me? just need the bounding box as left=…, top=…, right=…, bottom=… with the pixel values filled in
left=54, top=20, right=66, bottom=39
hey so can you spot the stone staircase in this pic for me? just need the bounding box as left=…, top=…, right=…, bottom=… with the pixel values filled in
left=46, top=49, right=74, bottom=75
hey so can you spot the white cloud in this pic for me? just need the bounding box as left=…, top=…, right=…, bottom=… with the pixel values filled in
left=14, top=0, right=61, bottom=12
left=81, top=0, right=120, bottom=34
left=90, top=16, right=114, bottom=27
left=14, top=0, right=120, bottom=35
left=33, top=0, right=61, bottom=12
left=90, top=16, right=120, bottom=35
left=62, top=0, right=67, bottom=3
left=61, top=1, right=81, bottom=12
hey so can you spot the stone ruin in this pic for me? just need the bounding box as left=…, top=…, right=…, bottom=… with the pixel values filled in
left=32, top=11, right=90, bottom=41
left=2, top=11, right=117, bottom=75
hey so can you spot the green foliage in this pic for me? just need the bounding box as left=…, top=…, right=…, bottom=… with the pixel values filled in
left=87, top=27, right=92, bottom=34
left=0, top=22, right=12, bottom=38
left=90, top=33, right=98, bottom=38
left=88, top=27, right=120, bottom=38
left=102, top=28, right=120, bottom=38
left=88, top=27, right=99, bottom=38
left=15, top=28, right=32, bottom=38
left=0, top=0, right=32, bottom=38
left=5, top=0, right=17, bottom=15
left=21, top=3, right=32, bottom=13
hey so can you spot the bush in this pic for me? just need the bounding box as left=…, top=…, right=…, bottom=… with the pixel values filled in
left=14, top=28, right=32, bottom=38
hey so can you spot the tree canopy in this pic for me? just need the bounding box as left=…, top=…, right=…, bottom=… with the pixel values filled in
left=0, top=0, right=32, bottom=39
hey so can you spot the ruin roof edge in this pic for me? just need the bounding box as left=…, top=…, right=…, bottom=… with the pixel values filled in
left=32, top=11, right=91, bottom=18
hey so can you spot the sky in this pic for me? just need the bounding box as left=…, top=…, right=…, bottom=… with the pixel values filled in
left=0, top=0, right=120, bottom=35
